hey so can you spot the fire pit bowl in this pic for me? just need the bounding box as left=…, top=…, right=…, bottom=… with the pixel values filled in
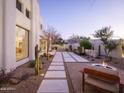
left=92, top=63, right=117, bottom=71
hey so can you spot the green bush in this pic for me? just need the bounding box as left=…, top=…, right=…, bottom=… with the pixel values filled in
left=29, top=60, right=35, bottom=68
left=80, top=39, right=92, bottom=49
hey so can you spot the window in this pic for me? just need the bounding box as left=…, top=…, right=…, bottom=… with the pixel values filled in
left=16, top=26, right=29, bottom=61
left=26, top=9, right=30, bottom=18
left=122, top=45, right=124, bottom=57
left=41, top=24, right=42, bottom=30
left=16, top=0, right=22, bottom=12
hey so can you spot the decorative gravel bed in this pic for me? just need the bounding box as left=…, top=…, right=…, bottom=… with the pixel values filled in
left=0, top=56, right=53, bottom=93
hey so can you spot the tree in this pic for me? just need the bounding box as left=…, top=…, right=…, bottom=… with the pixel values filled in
left=67, top=34, right=90, bottom=44
left=93, top=26, right=120, bottom=59
left=53, top=37, right=64, bottom=45
left=79, top=38, right=92, bottom=55
left=67, top=34, right=80, bottom=44
left=105, top=40, right=120, bottom=57
left=80, top=38, right=92, bottom=49
left=44, top=26, right=61, bottom=44
left=43, top=26, right=62, bottom=60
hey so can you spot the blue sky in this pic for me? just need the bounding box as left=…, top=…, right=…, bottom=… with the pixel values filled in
left=39, top=0, right=124, bottom=39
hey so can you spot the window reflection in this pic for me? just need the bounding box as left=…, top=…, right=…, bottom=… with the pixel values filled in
left=16, top=26, right=28, bottom=61
left=122, top=45, right=124, bottom=57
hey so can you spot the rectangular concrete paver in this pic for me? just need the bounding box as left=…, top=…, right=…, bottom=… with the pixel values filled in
left=52, top=61, right=64, bottom=63
left=51, top=62, right=64, bottom=66
left=48, top=66, right=65, bottom=71
left=64, top=57, right=76, bottom=62
left=52, top=57, right=63, bottom=62
left=69, top=52, right=89, bottom=62
left=45, top=71, right=66, bottom=78
left=62, top=52, right=72, bottom=58
left=37, top=79, right=69, bottom=93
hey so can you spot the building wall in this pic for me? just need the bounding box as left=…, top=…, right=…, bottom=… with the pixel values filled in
left=29, top=0, right=38, bottom=61
left=16, top=0, right=43, bottom=67
left=90, top=39, right=106, bottom=56
left=16, top=0, right=31, bottom=30
left=15, top=0, right=31, bottom=67
left=111, top=45, right=122, bottom=58
left=0, top=0, right=3, bottom=69
left=3, top=0, right=16, bottom=72
left=90, top=39, right=122, bottom=58
left=29, top=0, right=43, bottom=61
left=0, top=0, right=43, bottom=72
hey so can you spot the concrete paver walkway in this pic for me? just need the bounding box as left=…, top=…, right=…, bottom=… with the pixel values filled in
left=62, top=52, right=89, bottom=63
left=44, top=71, right=66, bottom=78
left=37, top=52, right=69, bottom=93
left=48, top=66, right=65, bottom=70
left=51, top=62, right=64, bottom=66
left=38, top=79, right=69, bottom=93
left=69, top=52, right=89, bottom=62
left=37, top=52, right=90, bottom=93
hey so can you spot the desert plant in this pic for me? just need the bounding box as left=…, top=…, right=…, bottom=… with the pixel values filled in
left=35, top=45, right=40, bottom=75
left=105, top=40, right=120, bottom=57
left=29, top=60, right=35, bottom=68
left=93, top=26, right=120, bottom=60
left=35, top=56, right=40, bottom=75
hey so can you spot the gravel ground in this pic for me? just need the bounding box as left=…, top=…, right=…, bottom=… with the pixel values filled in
left=0, top=52, right=124, bottom=93
left=65, top=56, right=124, bottom=93
left=0, top=56, right=53, bottom=93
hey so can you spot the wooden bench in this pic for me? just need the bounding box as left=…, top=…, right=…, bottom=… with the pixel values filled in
left=80, top=66, right=122, bottom=93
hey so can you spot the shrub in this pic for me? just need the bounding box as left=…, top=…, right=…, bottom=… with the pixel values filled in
left=80, top=39, right=92, bottom=49
left=29, top=60, right=35, bottom=68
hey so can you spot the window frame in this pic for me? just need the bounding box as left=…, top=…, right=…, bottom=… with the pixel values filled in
left=16, top=25, right=29, bottom=62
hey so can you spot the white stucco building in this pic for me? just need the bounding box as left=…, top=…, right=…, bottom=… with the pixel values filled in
left=0, top=0, right=44, bottom=73
left=90, top=39, right=124, bottom=58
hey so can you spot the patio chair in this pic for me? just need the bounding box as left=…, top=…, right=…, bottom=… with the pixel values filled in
left=80, top=66, right=122, bottom=93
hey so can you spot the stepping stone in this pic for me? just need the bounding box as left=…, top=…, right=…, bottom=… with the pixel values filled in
left=64, top=57, right=76, bottom=62
left=52, top=58, right=63, bottom=62
left=45, top=71, right=66, bottom=78
left=52, top=61, right=63, bottom=63
left=37, top=79, right=69, bottom=93
left=69, top=52, right=89, bottom=62
left=48, top=66, right=65, bottom=70
left=51, top=62, right=64, bottom=66
left=63, top=54, right=71, bottom=58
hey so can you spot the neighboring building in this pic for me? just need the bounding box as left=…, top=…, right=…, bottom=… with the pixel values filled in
left=64, top=38, right=124, bottom=58
left=0, top=0, right=43, bottom=73
left=64, top=39, right=80, bottom=50
left=90, top=39, right=124, bottom=58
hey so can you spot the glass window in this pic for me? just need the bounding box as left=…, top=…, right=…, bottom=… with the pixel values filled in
left=16, top=0, right=22, bottom=12
left=41, top=24, right=42, bottom=30
left=16, top=26, right=29, bottom=61
left=26, top=9, right=30, bottom=18
left=122, top=45, right=124, bottom=57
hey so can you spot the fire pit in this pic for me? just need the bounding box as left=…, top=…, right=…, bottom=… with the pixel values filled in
left=92, top=61, right=117, bottom=71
